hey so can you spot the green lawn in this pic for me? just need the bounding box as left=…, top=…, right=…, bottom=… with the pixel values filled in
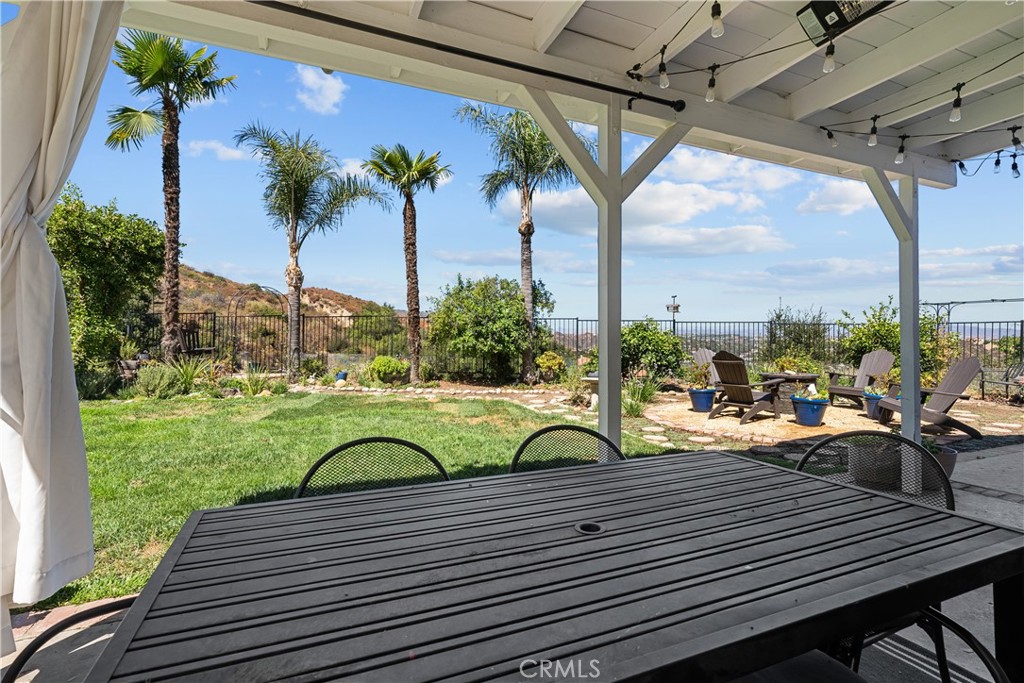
left=47, top=392, right=672, bottom=608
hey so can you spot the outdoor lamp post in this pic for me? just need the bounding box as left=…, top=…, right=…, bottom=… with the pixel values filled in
left=666, top=295, right=680, bottom=334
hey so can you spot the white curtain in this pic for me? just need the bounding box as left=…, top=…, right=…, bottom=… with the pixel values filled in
left=0, top=0, right=123, bottom=655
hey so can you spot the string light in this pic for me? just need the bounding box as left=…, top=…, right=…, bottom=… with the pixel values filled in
left=1012, top=154, right=1020, bottom=179
left=823, top=40, right=836, bottom=74
left=895, top=135, right=908, bottom=164
left=823, top=127, right=838, bottom=148
left=1011, top=126, right=1023, bottom=152
left=705, top=64, right=719, bottom=103
left=994, top=150, right=1001, bottom=174
left=710, top=1, right=725, bottom=38
left=658, top=45, right=670, bottom=89
left=957, top=160, right=968, bottom=174
left=949, top=83, right=964, bottom=123
left=868, top=115, right=879, bottom=147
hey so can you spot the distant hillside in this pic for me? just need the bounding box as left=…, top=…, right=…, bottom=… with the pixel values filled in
left=178, top=265, right=388, bottom=316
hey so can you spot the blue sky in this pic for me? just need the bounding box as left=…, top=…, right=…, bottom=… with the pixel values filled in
left=24, top=16, right=1024, bottom=321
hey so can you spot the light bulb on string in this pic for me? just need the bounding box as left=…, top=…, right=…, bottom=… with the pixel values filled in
left=705, top=65, right=719, bottom=103
left=658, top=46, right=670, bottom=89
left=957, top=160, right=968, bottom=175
left=1012, top=154, right=1020, bottom=179
left=823, top=40, right=836, bottom=74
left=895, top=135, right=908, bottom=165
left=710, top=1, right=725, bottom=38
left=868, top=115, right=879, bottom=147
left=1011, top=126, right=1023, bottom=152
left=949, top=84, right=964, bottom=123
left=994, top=151, right=1001, bottom=174
left=825, top=129, right=838, bottom=148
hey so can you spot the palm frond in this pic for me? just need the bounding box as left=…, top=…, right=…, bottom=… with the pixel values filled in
left=105, top=106, right=163, bottom=151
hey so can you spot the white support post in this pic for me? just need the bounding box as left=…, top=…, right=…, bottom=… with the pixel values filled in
left=598, top=93, right=623, bottom=448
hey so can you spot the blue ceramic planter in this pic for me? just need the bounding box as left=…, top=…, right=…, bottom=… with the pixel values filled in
left=335, top=371, right=348, bottom=381
left=792, top=396, right=829, bottom=427
left=863, top=392, right=884, bottom=419
left=688, top=388, right=717, bottom=412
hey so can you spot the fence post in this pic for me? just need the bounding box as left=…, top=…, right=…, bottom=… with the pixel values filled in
left=767, top=321, right=775, bottom=362
left=575, top=318, right=580, bottom=357
left=1019, top=320, right=1023, bottom=364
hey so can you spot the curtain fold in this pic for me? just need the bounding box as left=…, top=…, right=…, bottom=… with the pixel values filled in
left=0, top=0, right=124, bottom=656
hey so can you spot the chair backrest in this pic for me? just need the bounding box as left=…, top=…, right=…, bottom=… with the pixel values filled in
left=925, top=357, right=981, bottom=413
left=294, top=437, right=449, bottom=497
left=796, top=430, right=954, bottom=510
left=509, top=425, right=625, bottom=473
left=854, top=349, right=895, bottom=389
left=712, top=350, right=754, bottom=404
left=692, top=348, right=720, bottom=384
left=177, top=325, right=202, bottom=353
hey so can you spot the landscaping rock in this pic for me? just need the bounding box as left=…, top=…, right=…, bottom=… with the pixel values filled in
left=257, top=390, right=273, bottom=397
left=688, top=436, right=716, bottom=444
left=641, top=426, right=666, bottom=433
left=643, top=435, right=670, bottom=442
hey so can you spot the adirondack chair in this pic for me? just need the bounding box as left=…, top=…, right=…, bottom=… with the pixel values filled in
left=876, top=357, right=983, bottom=439
left=177, top=324, right=216, bottom=357
left=708, top=351, right=783, bottom=424
left=979, top=361, right=1024, bottom=400
left=828, top=349, right=895, bottom=407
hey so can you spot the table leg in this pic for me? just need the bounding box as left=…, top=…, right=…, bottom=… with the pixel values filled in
left=994, top=574, right=1024, bottom=683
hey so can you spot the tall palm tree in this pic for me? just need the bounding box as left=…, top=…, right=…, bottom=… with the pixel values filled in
left=455, top=103, right=591, bottom=382
left=235, top=122, right=389, bottom=379
left=362, top=145, right=451, bottom=384
left=106, top=30, right=236, bottom=360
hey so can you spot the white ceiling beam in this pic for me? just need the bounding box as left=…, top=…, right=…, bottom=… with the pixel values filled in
left=844, top=42, right=1024, bottom=128
left=629, top=1, right=740, bottom=76
left=518, top=86, right=608, bottom=201
left=928, top=117, right=1024, bottom=161
left=901, top=85, right=1024, bottom=149
left=408, top=0, right=424, bottom=20
left=531, top=1, right=583, bottom=53
left=622, top=123, right=689, bottom=199
left=789, top=2, right=1022, bottom=121
left=719, top=24, right=816, bottom=103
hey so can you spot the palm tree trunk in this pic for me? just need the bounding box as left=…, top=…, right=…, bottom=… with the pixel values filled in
left=403, top=193, right=421, bottom=384
left=160, top=96, right=182, bottom=360
left=285, top=236, right=303, bottom=382
left=519, top=188, right=536, bottom=384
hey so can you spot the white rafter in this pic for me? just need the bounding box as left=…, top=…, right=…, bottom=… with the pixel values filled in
left=531, top=0, right=583, bottom=53
left=718, top=23, right=815, bottom=103
left=629, top=0, right=740, bottom=77
left=844, top=42, right=1024, bottom=128
left=900, top=85, right=1024, bottom=149
left=789, top=1, right=1022, bottom=121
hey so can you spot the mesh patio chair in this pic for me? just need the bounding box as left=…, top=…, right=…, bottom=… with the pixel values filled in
left=795, top=430, right=955, bottom=510
left=509, top=425, right=625, bottom=474
left=795, top=430, right=960, bottom=683
left=1, top=597, right=136, bottom=683
left=294, top=437, right=449, bottom=498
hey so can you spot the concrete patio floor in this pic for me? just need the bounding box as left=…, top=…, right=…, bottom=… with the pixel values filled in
left=3, top=442, right=1021, bottom=682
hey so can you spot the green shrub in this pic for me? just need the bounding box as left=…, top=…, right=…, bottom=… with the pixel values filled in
left=133, top=364, right=181, bottom=399
left=418, top=360, right=438, bottom=383
left=167, top=356, right=211, bottom=394
left=218, top=377, right=245, bottom=390
left=75, top=361, right=120, bottom=400
left=270, top=380, right=289, bottom=395
left=242, top=365, right=270, bottom=396
left=561, top=365, right=591, bottom=407
left=760, top=304, right=832, bottom=363
left=536, top=351, right=566, bottom=381
left=621, top=318, right=689, bottom=377
left=769, top=354, right=824, bottom=375
left=299, top=357, right=327, bottom=378
left=622, top=375, right=660, bottom=417
left=364, top=355, right=410, bottom=385
left=318, top=373, right=336, bottom=387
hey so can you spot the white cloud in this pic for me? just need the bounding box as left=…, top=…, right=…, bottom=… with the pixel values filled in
left=796, top=179, right=874, bottom=215
left=186, top=140, right=247, bottom=161
left=338, top=158, right=367, bottom=177
left=433, top=249, right=518, bottom=266
left=625, top=224, right=791, bottom=257
left=431, top=248, right=600, bottom=274
left=921, top=244, right=1022, bottom=258
left=651, top=147, right=802, bottom=193
left=190, top=96, right=228, bottom=109
left=294, top=64, right=348, bottom=115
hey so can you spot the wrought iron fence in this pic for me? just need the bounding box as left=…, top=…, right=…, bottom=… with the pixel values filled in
left=129, top=313, right=1024, bottom=375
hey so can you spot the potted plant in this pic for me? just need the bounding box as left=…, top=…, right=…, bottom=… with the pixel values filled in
left=116, top=338, right=141, bottom=381
left=922, top=436, right=958, bottom=489
left=862, top=370, right=895, bottom=419
left=687, top=362, right=716, bottom=412
left=791, top=383, right=830, bottom=427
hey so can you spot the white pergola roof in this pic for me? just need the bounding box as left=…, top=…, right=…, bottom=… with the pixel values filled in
left=119, top=0, right=1024, bottom=189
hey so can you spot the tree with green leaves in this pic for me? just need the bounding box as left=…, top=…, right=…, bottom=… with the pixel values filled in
left=106, top=30, right=236, bottom=360
left=455, top=103, right=591, bottom=383
left=362, top=144, right=451, bottom=383
left=46, top=184, right=164, bottom=372
left=429, top=275, right=554, bottom=382
left=235, top=122, right=390, bottom=379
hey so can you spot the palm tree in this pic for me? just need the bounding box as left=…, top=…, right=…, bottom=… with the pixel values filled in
left=106, top=30, right=236, bottom=360
left=362, top=145, right=451, bottom=384
left=455, top=103, right=591, bottom=382
left=235, top=122, right=389, bottom=379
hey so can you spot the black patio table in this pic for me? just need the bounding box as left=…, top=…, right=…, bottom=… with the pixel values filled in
left=85, top=451, right=1023, bottom=683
